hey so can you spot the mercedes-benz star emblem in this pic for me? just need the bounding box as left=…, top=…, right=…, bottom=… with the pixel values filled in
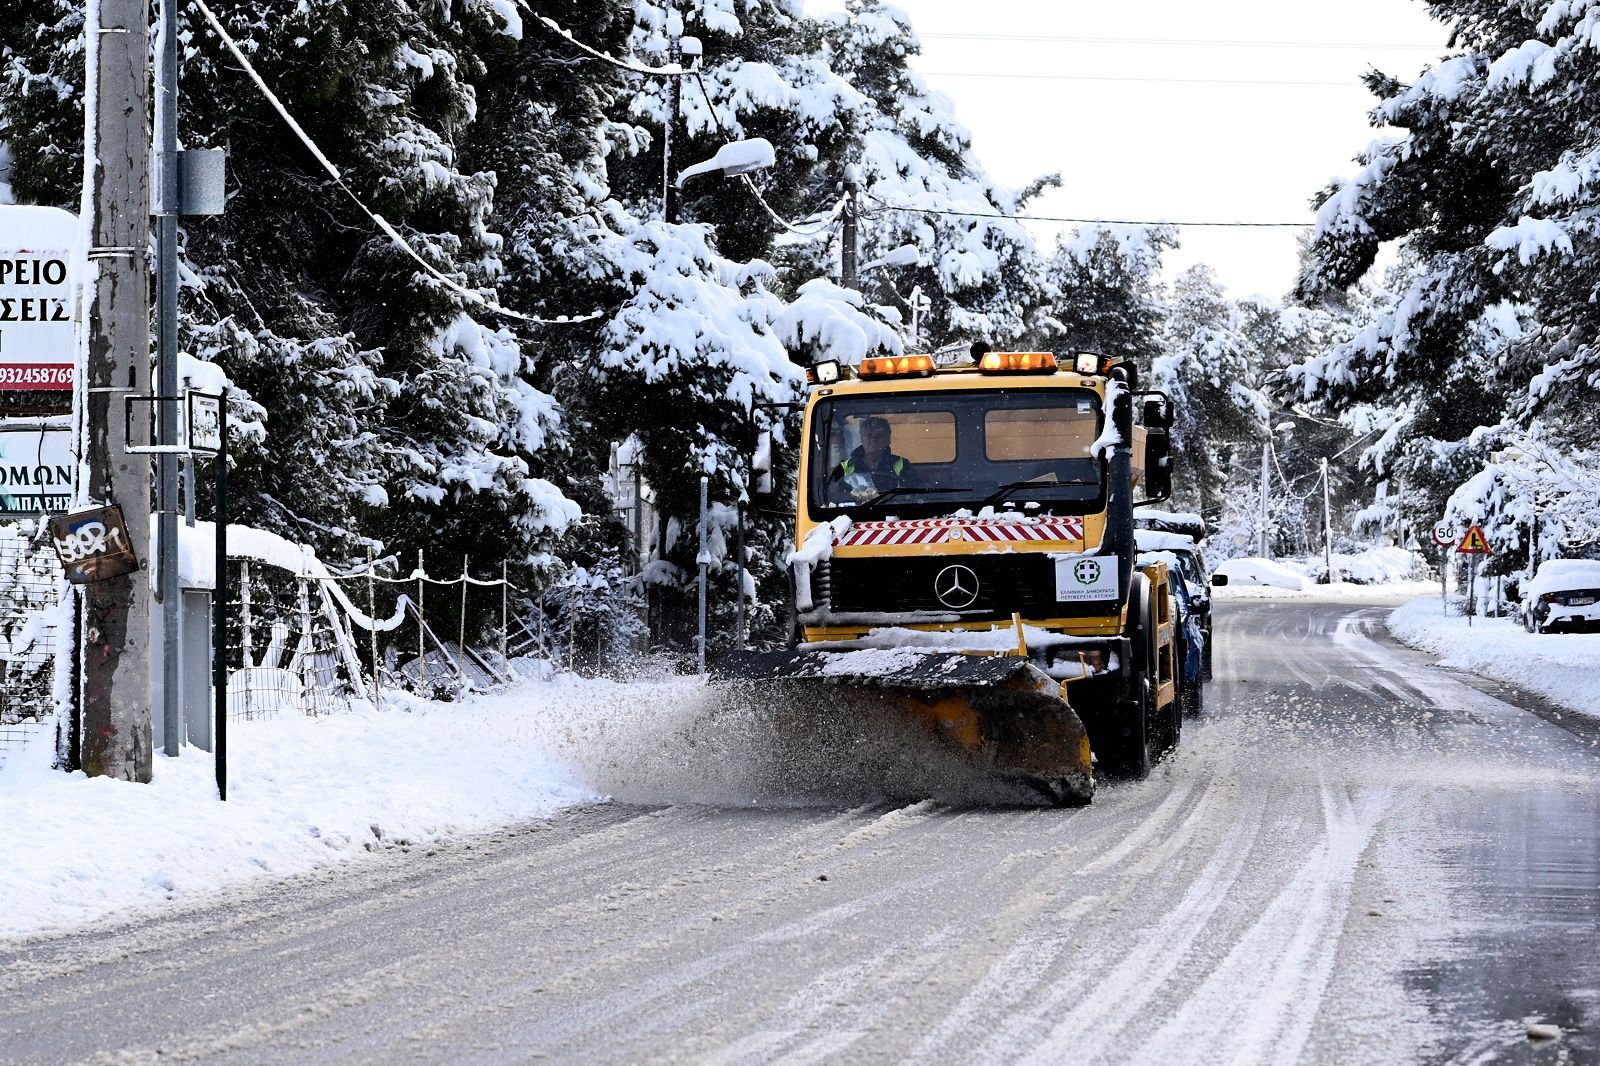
left=934, top=564, right=980, bottom=609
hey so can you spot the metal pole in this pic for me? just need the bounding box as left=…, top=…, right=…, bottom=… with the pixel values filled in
left=366, top=548, right=380, bottom=711
left=1258, top=442, right=1271, bottom=558
left=80, top=0, right=154, bottom=781
left=184, top=456, right=195, bottom=527
left=664, top=34, right=680, bottom=224
left=1321, top=457, right=1334, bottom=583
left=842, top=165, right=860, bottom=290
left=213, top=391, right=227, bottom=799
left=417, top=549, right=426, bottom=691
left=1467, top=556, right=1477, bottom=625
left=632, top=463, right=643, bottom=576
left=155, top=0, right=181, bottom=758
left=500, top=560, right=508, bottom=673
left=458, top=554, right=468, bottom=674
left=734, top=501, right=745, bottom=649
left=697, top=475, right=708, bottom=674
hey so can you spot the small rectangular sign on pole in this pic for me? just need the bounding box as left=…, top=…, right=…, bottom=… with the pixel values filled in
left=48, top=504, right=141, bottom=584
left=187, top=390, right=222, bottom=454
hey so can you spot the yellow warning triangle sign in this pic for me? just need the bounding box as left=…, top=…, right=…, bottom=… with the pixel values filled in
left=1456, top=524, right=1492, bottom=554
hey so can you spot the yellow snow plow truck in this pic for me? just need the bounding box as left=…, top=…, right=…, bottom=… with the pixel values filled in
left=731, top=348, right=1181, bottom=805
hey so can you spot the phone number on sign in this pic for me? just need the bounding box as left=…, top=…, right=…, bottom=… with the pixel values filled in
left=0, top=364, right=74, bottom=388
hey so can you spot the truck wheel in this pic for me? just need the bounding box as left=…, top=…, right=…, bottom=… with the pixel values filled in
left=1201, top=632, right=1214, bottom=681
left=1098, top=679, right=1153, bottom=779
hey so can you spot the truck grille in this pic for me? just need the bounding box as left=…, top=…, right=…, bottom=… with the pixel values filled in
left=823, top=555, right=1113, bottom=621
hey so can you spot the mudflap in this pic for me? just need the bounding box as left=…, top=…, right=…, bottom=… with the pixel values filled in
left=721, top=650, right=1095, bottom=805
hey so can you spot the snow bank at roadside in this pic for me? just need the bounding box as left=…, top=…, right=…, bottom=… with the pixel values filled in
left=1388, top=597, right=1600, bottom=720
left=1214, top=557, right=1307, bottom=590
left=1213, top=548, right=1434, bottom=600
left=0, top=682, right=608, bottom=939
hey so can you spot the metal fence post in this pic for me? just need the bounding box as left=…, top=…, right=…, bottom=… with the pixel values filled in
left=366, top=547, right=380, bottom=711
left=458, top=554, right=468, bottom=674
left=417, top=549, right=426, bottom=691
left=500, top=560, right=508, bottom=672
left=697, top=475, right=708, bottom=675
left=213, top=390, right=227, bottom=800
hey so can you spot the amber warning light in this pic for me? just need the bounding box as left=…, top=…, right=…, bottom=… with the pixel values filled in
left=857, top=354, right=936, bottom=378
left=979, top=351, right=1058, bottom=374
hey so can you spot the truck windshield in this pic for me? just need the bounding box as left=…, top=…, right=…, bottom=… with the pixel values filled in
left=810, top=387, right=1105, bottom=518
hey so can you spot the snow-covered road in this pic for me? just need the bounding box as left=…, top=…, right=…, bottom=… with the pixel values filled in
left=1, top=594, right=1595, bottom=1064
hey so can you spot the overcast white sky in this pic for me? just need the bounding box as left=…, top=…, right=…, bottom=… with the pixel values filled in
left=809, top=0, right=1453, bottom=299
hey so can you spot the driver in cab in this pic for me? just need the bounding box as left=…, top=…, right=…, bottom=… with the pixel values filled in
left=830, top=416, right=918, bottom=501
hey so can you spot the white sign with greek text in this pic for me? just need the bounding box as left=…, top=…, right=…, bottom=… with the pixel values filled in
left=1054, top=553, right=1119, bottom=601
left=0, top=423, right=74, bottom=516
left=0, top=206, right=77, bottom=391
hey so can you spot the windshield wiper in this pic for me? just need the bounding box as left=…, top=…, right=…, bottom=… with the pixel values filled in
left=840, top=485, right=966, bottom=507
left=976, top=479, right=1095, bottom=509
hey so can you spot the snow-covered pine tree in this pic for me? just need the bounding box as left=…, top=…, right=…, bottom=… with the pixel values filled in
left=1294, top=0, right=1600, bottom=562
left=1032, top=225, right=1176, bottom=371
left=3, top=0, right=591, bottom=643
left=806, top=0, right=1054, bottom=350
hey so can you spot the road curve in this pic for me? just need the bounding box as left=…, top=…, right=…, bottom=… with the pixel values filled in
left=1, top=594, right=1595, bottom=1065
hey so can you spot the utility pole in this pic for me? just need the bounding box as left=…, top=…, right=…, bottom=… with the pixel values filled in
left=841, top=164, right=860, bottom=290
left=663, top=33, right=682, bottom=225
left=155, top=0, right=181, bottom=756
left=1321, top=456, right=1334, bottom=583
left=80, top=0, right=153, bottom=781
left=1257, top=442, right=1270, bottom=558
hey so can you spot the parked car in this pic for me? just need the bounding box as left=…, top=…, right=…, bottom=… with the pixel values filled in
left=1136, top=527, right=1214, bottom=679
left=1141, top=549, right=1207, bottom=715
left=1523, top=559, right=1600, bottom=633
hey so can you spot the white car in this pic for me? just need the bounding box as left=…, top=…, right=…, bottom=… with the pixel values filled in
left=1523, top=559, right=1600, bottom=633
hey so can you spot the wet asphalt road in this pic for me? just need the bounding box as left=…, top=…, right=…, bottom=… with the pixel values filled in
left=0, top=593, right=1596, bottom=1065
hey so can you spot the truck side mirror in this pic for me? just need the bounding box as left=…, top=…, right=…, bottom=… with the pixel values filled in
left=1210, top=573, right=1229, bottom=587
left=1137, top=427, right=1172, bottom=504
left=1143, top=397, right=1173, bottom=429
left=751, top=429, right=773, bottom=496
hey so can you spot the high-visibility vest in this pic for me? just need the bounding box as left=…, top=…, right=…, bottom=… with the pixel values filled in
left=840, top=455, right=907, bottom=477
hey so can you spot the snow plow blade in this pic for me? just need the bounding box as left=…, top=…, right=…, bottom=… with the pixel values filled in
left=721, top=650, right=1094, bottom=805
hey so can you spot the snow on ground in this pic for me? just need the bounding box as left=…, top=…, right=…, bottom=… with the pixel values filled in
left=5, top=663, right=1004, bottom=940
left=0, top=681, right=634, bottom=939
left=1214, top=548, right=1435, bottom=600
left=1214, top=556, right=1308, bottom=590
left=1388, top=596, right=1600, bottom=721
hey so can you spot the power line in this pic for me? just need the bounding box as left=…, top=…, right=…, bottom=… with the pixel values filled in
left=919, top=70, right=1365, bottom=88
left=689, top=70, right=844, bottom=237
left=918, top=31, right=1443, bottom=51
left=866, top=198, right=1307, bottom=229
left=192, top=0, right=604, bottom=325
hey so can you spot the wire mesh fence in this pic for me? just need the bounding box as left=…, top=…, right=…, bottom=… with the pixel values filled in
left=2, top=518, right=538, bottom=773
left=0, top=520, right=64, bottom=767
left=221, top=549, right=520, bottom=717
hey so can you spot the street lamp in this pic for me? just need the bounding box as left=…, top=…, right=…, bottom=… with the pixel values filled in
left=675, top=137, right=776, bottom=187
